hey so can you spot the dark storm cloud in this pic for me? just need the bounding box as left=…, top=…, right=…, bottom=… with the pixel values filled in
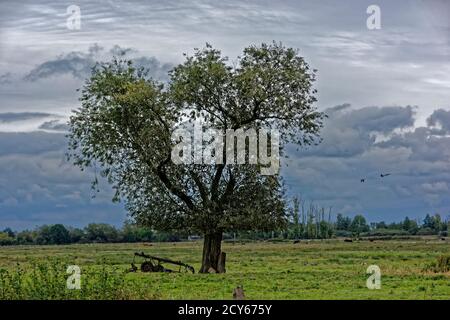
left=0, top=0, right=449, bottom=227
left=24, top=51, right=95, bottom=81
left=336, top=105, right=415, bottom=134
left=0, top=73, right=12, bottom=84
left=23, top=44, right=174, bottom=82
left=0, top=131, right=66, bottom=155
left=38, top=119, right=69, bottom=132
left=0, top=112, right=54, bottom=123
left=0, top=130, right=125, bottom=230
left=1, top=104, right=450, bottom=228
left=299, top=104, right=415, bottom=158
left=426, top=109, right=450, bottom=133
left=284, top=104, right=450, bottom=221
left=133, top=57, right=173, bottom=82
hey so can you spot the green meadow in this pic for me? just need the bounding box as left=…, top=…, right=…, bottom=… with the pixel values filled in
left=0, top=239, right=449, bottom=299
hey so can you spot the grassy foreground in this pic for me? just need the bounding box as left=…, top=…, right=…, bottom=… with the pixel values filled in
left=0, top=239, right=449, bottom=299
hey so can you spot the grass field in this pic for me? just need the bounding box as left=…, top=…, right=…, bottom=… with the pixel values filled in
left=0, top=239, right=449, bottom=299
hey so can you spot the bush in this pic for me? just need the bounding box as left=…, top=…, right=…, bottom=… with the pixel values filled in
left=85, top=223, right=119, bottom=243
left=0, top=232, right=15, bottom=246
left=335, top=230, right=352, bottom=237
left=363, top=229, right=410, bottom=237
left=416, top=227, right=435, bottom=236
left=0, top=260, right=156, bottom=299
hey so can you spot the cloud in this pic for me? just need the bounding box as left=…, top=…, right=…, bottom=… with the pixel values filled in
left=283, top=104, right=450, bottom=221
left=0, top=130, right=125, bottom=230
left=24, top=51, right=95, bottom=81
left=0, top=131, right=66, bottom=155
left=23, top=44, right=174, bottom=82
left=0, top=72, right=12, bottom=84
left=2, top=104, right=450, bottom=229
left=298, top=104, right=415, bottom=158
left=1, top=0, right=450, bottom=227
left=426, top=109, right=450, bottom=133
left=0, top=112, right=54, bottom=123
left=38, top=119, right=69, bottom=132
left=0, top=112, right=66, bottom=132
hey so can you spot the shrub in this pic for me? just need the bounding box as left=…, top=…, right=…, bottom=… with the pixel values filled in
left=0, top=259, right=156, bottom=299
left=0, top=232, right=15, bottom=246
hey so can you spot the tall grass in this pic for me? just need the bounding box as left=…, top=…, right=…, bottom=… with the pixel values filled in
left=423, top=255, right=450, bottom=273
left=0, top=259, right=156, bottom=300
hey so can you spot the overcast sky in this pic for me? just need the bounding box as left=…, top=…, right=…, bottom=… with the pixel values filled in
left=0, top=0, right=449, bottom=229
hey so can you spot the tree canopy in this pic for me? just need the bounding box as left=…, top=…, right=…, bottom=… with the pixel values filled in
left=68, top=42, right=324, bottom=272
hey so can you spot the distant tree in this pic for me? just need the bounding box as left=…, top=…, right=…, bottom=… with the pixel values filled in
left=291, top=197, right=301, bottom=239
left=319, top=220, right=331, bottom=239
left=68, top=42, right=324, bottom=272
left=68, top=227, right=85, bottom=243
left=0, top=232, right=14, bottom=245
left=153, top=231, right=181, bottom=242
left=402, top=216, right=418, bottom=234
left=47, top=224, right=71, bottom=244
left=2, top=228, right=15, bottom=238
left=85, top=223, right=119, bottom=242
left=134, top=226, right=153, bottom=242
left=432, top=214, right=444, bottom=232
left=374, top=221, right=387, bottom=229
left=16, top=230, right=34, bottom=244
left=336, top=213, right=351, bottom=231
left=423, top=214, right=445, bottom=234
left=350, top=215, right=369, bottom=236
left=35, top=225, right=52, bottom=244
left=423, top=214, right=434, bottom=229
left=122, top=222, right=154, bottom=242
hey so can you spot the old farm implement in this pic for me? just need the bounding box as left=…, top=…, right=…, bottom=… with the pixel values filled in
left=129, top=251, right=195, bottom=274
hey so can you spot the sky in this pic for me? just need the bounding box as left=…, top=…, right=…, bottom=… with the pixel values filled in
left=0, top=0, right=449, bottom=229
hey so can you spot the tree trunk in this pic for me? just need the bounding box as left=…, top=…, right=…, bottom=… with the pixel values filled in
left=200, top=231, right=224, bottom=273
left=217, top=252, right=226, bottom=273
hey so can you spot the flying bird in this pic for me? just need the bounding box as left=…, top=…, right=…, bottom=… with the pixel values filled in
left=380, top=173, right=391, bottom=178
left=360, top=178, right=365, bottom=183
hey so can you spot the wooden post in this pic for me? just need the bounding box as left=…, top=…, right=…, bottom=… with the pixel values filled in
left=233, top=286, right=245, bottom=300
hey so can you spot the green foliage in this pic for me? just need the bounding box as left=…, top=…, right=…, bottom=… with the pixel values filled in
left=67, top=42, right=324, bottom=238
left=364, top=229, right=410, bottom=237
left=336, top=214, right=351, bottom=231
left=0, top=232, right=14, bottom=246
left=0, top=259, right=155, bottom=300
left=423, top=214, right=447, bottom=233
left=85, top=223, right=120, bottom=243
left=350, top=215, right=369, bottom=236
left=0, top=209, right=447, bottom=247
left=285, top=199, right=334, bottom=239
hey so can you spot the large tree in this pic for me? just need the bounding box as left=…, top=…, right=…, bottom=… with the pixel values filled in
left=68, top=42, right=324, bottom=273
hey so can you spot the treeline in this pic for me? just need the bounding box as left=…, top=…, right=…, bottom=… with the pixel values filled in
left=0, top=223, right=185, bottom=246
left=242, top=198, right=449, bottom=240
left=334, top=212, right=448, bottom=237
left=0, top=204, right=449, bottom=245
left=239, top=213, right=449, bottom=241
